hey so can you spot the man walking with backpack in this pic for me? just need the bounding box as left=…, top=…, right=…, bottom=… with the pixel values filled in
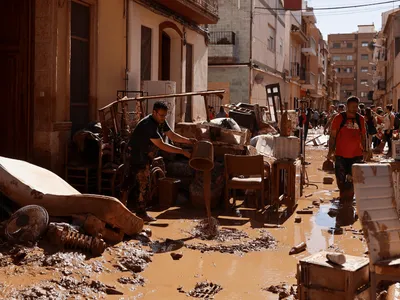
left=328, top=96, right=367, bottom=206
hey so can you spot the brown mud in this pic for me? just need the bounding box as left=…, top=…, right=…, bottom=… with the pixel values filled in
left=0, top=147, right=369, bottom=299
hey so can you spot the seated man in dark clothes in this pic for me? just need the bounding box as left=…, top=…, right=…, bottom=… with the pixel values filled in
left=120, top=101, right=196, bottom=222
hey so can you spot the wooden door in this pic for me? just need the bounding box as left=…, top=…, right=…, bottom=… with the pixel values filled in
left=0, top=0, right=33, bottom=160
left=161, top=32, right=171, bottom=81
left=70, top=1, right=90, bottom=134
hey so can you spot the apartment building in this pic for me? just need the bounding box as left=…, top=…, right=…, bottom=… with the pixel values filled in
left=380, top=9, right=400, bottom=110
left=328, top=25, right=376, bottom=105
left=208, top=0, right=290, bottom=110
left=0, top=0, right=218, bottom=174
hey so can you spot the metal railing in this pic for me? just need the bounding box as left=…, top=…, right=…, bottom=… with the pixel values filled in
left=190, top=0, right=218, bottom=15
left=210, top=31, right=236, bottom=45
left=378, top=79, right=386, bottom=90
left=291, top=62, right=300, bottom=77
left=300, top=66, right=306, bottom=81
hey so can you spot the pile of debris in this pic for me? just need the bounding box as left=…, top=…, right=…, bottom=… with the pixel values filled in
left=185, top=231, right=277, bottom=254
left=191, top=219, right=249, bottom=242
left=265, top=283, right=298, bottom=300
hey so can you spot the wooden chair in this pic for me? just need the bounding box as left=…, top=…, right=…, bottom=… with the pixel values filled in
left=65, top=141, right=98, bottom=193
left=352, top=163, right=400, bottom=300
left=98, top=141, right=120, bottom=196
left=224, top=154, right=266, bottom=209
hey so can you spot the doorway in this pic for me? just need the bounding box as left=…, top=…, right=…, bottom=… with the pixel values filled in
left=70, top=1, right=90, bottom=134
left=185, top=44, right=193, bottom=121
left=161, top=32, right=171, bottom=81
left=0, top=0, right=34, bottom=160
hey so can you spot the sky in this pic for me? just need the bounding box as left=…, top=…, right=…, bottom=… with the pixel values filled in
left=308, top=0, right=400, bottom=39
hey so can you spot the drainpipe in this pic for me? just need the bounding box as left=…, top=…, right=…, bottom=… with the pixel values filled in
left=125, top=0, right=130, bottom=91
left=249, top=0, right=254, bottom=104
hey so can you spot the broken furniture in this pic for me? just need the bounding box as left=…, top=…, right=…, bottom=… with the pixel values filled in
left=255, top=134, right=300, bottom=160
left=297, top=251, right=369, bottom=300
left=65, top=140, right=98, bottom=193
left=190, top=141, right=214, bottom=219
left=352, top=163, right=400, bottom=300
left=224, top=154, right=267, bottom=209
left=0, top=156, right=144, bottom=236
left=98, top=141, right=120, bottom=196
left=272, top=159, right=302, bottom=213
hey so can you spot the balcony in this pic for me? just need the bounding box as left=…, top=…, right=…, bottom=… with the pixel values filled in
left=318, top=55, right=324, bottom=71
left=208, top=31, right=237, bottom=63
left=291, top=24, right=308, bottom=43
left=310, top=83, right=323, bottom=98
left=290, top=62, right=301, bottom=81
left=378, top=79, right=386, bottom=91
left=302, top=38, right=316, bottom=56
left=335, top=60, right=355, bottom=66
left=153, top=0, right=218, bottom=24
left=302, top=8, right=316, bottom=24
left=210, top=31, right=235, bottom=45
left=299, top=66, right=306, bottom=83
left=301, top=72, right=316, bottom=90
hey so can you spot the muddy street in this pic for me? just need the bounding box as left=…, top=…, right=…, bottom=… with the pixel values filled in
left=0, top=145, right=368, bottom=299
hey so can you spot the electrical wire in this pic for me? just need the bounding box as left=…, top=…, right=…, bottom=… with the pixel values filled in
left=255, top=0, right=400, bottom=11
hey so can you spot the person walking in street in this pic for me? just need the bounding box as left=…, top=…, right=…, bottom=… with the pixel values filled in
left=120, top=101, right=196, bottom=222
left=312, top=110, right=319, bottom=128
left=216, top=105, right=228, bottom=118
left=375, top=104, right=395, bottom=157
left=328, top=96, right=367, bottom=206
left=365, top=107, right=377, bottom=160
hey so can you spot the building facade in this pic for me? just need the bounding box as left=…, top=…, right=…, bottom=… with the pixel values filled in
left=208, top=0, right=331, bottom=112
left=0, top=0, right=218, bottom=174
left=328, top=25, right=376, bottom=105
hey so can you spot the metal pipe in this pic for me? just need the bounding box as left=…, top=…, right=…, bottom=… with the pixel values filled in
left=125, top=0, right=130, bottom=91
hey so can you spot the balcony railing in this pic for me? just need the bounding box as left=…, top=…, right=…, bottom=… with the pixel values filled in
left=378, top=79, right=386, bottom=90
left=301, top=72, right=315, bottom=89
left=290, top=62, right=300, bottom=79
left=299, top=66, right=306, bottom=81
left=153, top=0, right=218, bottom=24
left=190, top=0, right=218, bottom=15
left=209, top=31, right=235, bottom=45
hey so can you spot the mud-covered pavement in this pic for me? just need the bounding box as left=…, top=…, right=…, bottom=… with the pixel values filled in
left=0, top=142, right=369, bottom=299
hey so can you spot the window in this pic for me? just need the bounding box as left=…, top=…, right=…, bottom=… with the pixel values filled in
left=345, top=68, right=352, bottom=73
left=361, top=67, right=368, bottom=73
left=140, top=26, right=152, bottom=81
left=267, top=26, right=276, bottom=51
left=395, top=37, right=400, bottom=57
left=361, top=41, right=368, bottom=47
left=346, top=42, right=353, bottom=48
left=361, top=80, right=368, bottom=85
left=361, top=54, right=369, bottom=60
left=336, top=68, right=340, bottom=73
left=333, top=42, right=340, bottom=48
left=333, top=56, right=340, bottom=61
left=347, top=55, right=353, bottom=60
left=360, top=92, right=368, bottom=97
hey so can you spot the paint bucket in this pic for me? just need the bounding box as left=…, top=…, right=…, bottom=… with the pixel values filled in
left=189, top=141, right=214, bottom=171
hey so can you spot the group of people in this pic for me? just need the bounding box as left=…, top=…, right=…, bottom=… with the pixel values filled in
left=323, top=96, right=398, bottom=205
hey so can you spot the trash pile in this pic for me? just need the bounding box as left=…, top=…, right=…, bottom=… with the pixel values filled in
left=177, top=281, right=223, bottom=299
left=265, top=283, right=298, bottom=300
left=191, top=219, right=249, bottom=242
left=185, top=231, right=277, bottom=254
